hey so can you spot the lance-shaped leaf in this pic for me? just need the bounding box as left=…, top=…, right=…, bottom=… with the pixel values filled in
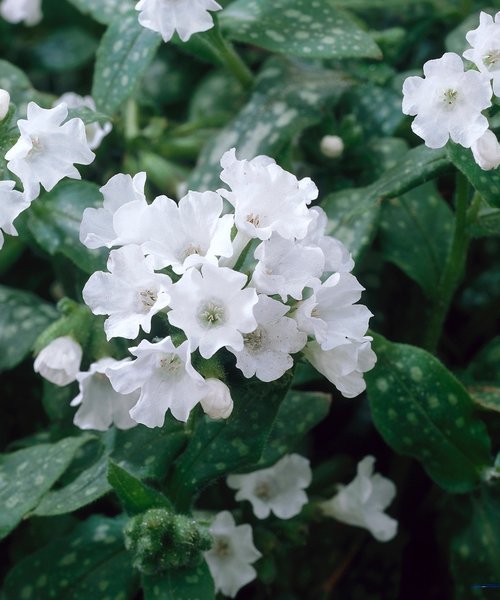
left=142, top=563, right=215, bottom=600
left=67, top=0, right=134, bottom=25
left=0, top=435, right=93, bottom=540
left=3, top=515, right=137, bottom=600
left=366, top=333, right=491, bottom=493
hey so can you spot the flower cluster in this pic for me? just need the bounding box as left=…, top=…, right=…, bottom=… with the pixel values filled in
left=402, top=11, right=500, bottom=170
left=0, top=99, right=95, bottom=249
left=67, top=148, right=375, bottom=430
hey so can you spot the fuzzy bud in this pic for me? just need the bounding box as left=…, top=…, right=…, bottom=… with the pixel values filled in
left=0, top=89, right=10, bottom=121
left=124, top=509, right=212, bottom=574
left=320, top=135, right=344, bottom=159
left=471, top=130, right=500, bottom=171
left=200, top=379, right=234, bottom=419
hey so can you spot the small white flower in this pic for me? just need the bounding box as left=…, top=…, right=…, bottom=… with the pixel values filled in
left=71, top=358, right=139, bottom=431
left=320, top=135, right=344, bottom=158
left=200, top=378, right=233, bottom=419
left=54, top=92, right=112, bottom=150
left=0, top=88, right=10, bottom=121
left=230, top=294, right=306, bottom=382
left=321, top=455, right=398, bottom=542
left=295, top=273, right=372, bottom=351
left=464, top=11, right=500, bottom=97
left=33, top=336, right=82, bottom=386
left=219, top=148, right=317, bottom=241
left=252, top=234, right=324, bottom=301
left=168, top=263, right=258, bottom=359
left=304, top=338, right=376, bottom=398
left=0, top=0, right=42, bottom=26
left=106, top=337, right=206, bottom=426
left=302, top=207, right=354, bottom=273
left=204, top=511, right=261, bottom=598
left=135, top=0, right=222, bottom=43
left=227, top=454, right=312, bottom=520
left=402, top=52, right=492, bottom=148
left=5, top=102, right=95, bottom=201
left=82, top=245, right=171, bottom=340
left=79, top=172, right=148, bottom=250
left=0, top=181, right=30, bottom=250
left=471, top=129, right=500, bottom=170
left=140, top=190, right=234, bottom=272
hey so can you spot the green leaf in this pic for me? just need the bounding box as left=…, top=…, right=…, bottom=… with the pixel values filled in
left=92, top=10, right=161, bottom=115
left=221, top=0, right=381, bottom=59
left=450, top=489, right=500, bottom=599
left=366, top=334, right=491, bottom=493
left=344, top=84, right=404, bottom=138
left=0, top=60, right=34, bottom=104
left=34, top=420, right=187, bottom=516
left=143, top=563, right=215, bottom=600
left=322, top=145, right=450, bottom=259
left=468, top=203, right=500, bottom=238
left=0, top=435, right=92, bottom=540
left=257, top=390, right=331, bottom=469
left=0, top=285, right=57, bottom=372
left=189, top=57, right=351, bottom=191
left=67, top=0, right=134, bottom=25
left=33, top=27, right=97, bottom=73
left=26, top=180, right=107, bottom=274
left=447, top=143, right=500, bottom=208
left=108, top=461, right=172, bottom=515
left=169, top=373, right=292, bottom=510
left=3, top=515, right=137, bottom=600
left=379, top=183, right=453, bottom=299
left=67, top=106, right=111, bottom=126
left=467, top=385, right=500, bottom=413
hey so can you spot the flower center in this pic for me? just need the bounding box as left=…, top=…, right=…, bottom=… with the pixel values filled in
left=159, top=353, right=182, bottom=375
left=213, top=536, right=232, bottom=558
left=442, top=88, right=458, bottom=106
left=243, top=327, right=264, bottom=352
left=139, top=288, right=158, bottom=311
left=198, top=300, right=225, bottom=328
left=254, top=479, right=274, bottom=501
left=246, top=212, right=261, bottom=227
left=28, top=136, right=43, bottom=156
left=483, top=49, right=500, bottom=69
left=182, top=243, right=203, bottom=260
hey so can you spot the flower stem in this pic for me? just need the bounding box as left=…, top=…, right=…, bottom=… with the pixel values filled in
left=422, top=172, right=471, bottom=353
left=201, top=21, right=254, bottom=90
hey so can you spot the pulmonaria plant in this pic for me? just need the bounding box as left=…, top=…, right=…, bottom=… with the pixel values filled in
left=402, top=11, right=500, bottom=170
left=73, top=148, right=376, bottom=430
left=0, top=0, right=42, bottom=26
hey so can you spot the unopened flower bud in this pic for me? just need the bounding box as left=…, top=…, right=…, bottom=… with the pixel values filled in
left=471, top=129, right=500, bottom=171
left=0, top=89, right=10, bottom=121
left=200, top=379, right=233, bottom=419
left=33, top=336, right=82, bottom=386
left=320, top=135, right=344, bottom=159
left=124, top=509, right=212, bottom=574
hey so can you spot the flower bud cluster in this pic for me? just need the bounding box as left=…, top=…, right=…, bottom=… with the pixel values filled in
left=69, top=148, right=375, bottom=430
left=402, top=11, right=500, bottom=170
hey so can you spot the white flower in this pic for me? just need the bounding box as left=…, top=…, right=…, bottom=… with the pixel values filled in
left=82, top=245, right=171, bottom=340
left=252, top=234, right=324, bottom=301
left=135, top=0, right=222, bottom=43
left=54, top=92, right=112, bottom=150
left=402, top=52, right=492, bottom=148
left=106, top=337, right=206, bottom=426
left=0, top=0, right=42, bottom=26
left=219, top=148, right=317, bottom=241
left=295, top=273, right=372, bottom=351
left=71, top=358, right=139, bottom=431
left=5, top=102, right=95, bottom=201
left=0, top=89, right=10, bottom=121
left=320, top=135, right=344, bottom=158
left=200, top=379, right=233, bottom=419
left=0, top=181, right=30, bottom=250
left=304, top=338, right=376, bottom=398
left=79, top=172, right=148, bottom=250
left=33, top=336, right=82, bottom=386
left=168, top=263, right=258, bottom=359
left=464, top=11, right=500, bottom=97
left=471, top=129, right=500, bottom=170
left=321, top=455, right=398, bottom=542
left=139, top=190, right=234, bottom=272
left=204, top=511, right=261, bottom=598
left=227, top=454, right=312, bottom=520
left=302, top=207, right=354, bottom=273
left=230, top=294, right=306, bottom=382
